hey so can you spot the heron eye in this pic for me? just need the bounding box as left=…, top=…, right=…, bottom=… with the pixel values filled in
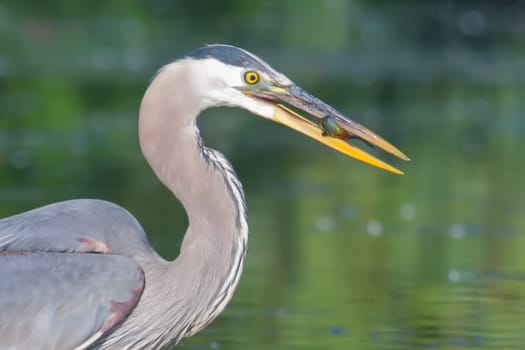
left=244, top=71, right=260, bottom=85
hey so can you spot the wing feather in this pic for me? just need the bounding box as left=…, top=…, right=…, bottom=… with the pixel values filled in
left=0, top=199, right=155, bottom=257
left=0, top=252, right=144, bottom=350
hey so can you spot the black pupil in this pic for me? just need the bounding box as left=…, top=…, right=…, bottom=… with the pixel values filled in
left=249, top=74, right=256, bottom=82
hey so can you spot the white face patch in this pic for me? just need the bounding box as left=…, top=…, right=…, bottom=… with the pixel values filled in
left=185, top=58, right=275, bottom=119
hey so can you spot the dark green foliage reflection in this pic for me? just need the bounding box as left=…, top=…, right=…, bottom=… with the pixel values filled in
left=1, top=1, right=525, bottom=349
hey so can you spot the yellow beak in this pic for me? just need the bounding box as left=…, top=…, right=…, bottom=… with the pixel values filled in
left=245, top=84, right=409, bottom=174
left=272, top=104, right=408, bottom=174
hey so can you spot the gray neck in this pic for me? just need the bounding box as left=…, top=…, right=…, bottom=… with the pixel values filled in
left=138, top=63, right=248, bottom=339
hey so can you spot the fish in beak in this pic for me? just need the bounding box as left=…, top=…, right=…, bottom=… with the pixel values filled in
left=243, top=83, right=409, bottom=175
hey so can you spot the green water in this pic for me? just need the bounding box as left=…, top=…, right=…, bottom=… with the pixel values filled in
left=1, top=1, right=525, bottom=349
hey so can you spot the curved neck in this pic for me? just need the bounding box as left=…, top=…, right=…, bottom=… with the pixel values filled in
left=138, top=63, right=248, bottom=337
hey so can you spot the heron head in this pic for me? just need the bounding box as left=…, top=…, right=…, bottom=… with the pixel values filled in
left=181, top=44, right=409, bottom=174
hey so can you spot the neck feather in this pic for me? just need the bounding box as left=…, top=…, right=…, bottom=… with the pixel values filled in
left=137, top=62, right=248, bottom=339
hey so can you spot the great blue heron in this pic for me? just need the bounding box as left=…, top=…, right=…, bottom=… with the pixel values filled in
left=0, top=45, right=408, bottom=349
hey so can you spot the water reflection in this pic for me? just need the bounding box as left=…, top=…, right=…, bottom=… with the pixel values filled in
left=1, top=1, right=525, bottom=349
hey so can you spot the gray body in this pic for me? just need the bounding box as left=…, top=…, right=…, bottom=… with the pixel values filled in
left=0, top=44, right=407, bottom=350
left=1, top=196, right=244, bottom=349
left=0, top=45, right=254, bottom=349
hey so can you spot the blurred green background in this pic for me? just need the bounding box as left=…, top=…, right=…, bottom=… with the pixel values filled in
left=1, top=0, right=525, bottom=349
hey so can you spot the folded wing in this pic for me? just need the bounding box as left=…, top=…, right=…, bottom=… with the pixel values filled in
left=0, top=252, right=144, bottom=350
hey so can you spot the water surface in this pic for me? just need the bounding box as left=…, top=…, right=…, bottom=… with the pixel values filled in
left=1, top=1, right=525, bottom=349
